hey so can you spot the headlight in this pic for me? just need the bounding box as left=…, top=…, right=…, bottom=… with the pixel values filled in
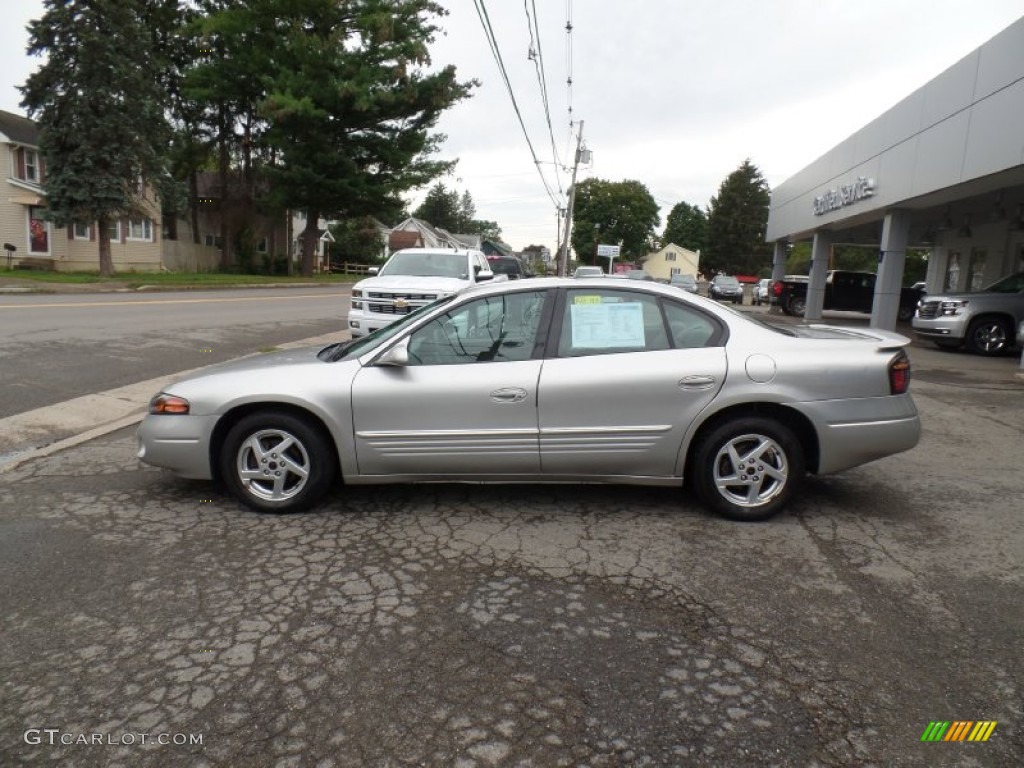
left=940, top=300, right=968, bottom=316
left=352, top=289, right=363, bottom=298
left=149, top=393, right=190, bottom=415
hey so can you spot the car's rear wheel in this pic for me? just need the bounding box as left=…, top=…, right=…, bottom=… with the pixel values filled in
left=965, top=316, right=1011, bottom=355
left=692, top=417, right=804, bottom=522
left=220, top=411, right=336, bottom=513
left=897, top=304, right=916, bottom=321
left=788, top=297, right=806, bottom=317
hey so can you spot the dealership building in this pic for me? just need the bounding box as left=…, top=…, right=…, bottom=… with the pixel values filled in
left=765, top=14, right=1024, bottom=330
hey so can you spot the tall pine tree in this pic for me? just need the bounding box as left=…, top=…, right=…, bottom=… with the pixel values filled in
left=705, top=159, right=771, bottom=276
left=20, top=0, right=173, bottom=276
left=257, top=0, right=474, bottom=275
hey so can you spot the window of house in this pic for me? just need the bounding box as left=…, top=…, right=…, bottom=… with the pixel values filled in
left=28, top=206, right=49, bottom=254
left=108, top=220, right=122, bottom=242
left=205, top=234, right=222, bottom=248
left=24, top=150, right=39, bottom=183
left=666, top=251, right=676, bottom=261
left=257, top=237, right=268, bottom=254
left=128, top=218, right=153, bottom=241
left=73, top=222, right=91, bottom=240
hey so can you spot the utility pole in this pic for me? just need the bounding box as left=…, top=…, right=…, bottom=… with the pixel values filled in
left=558, top=120, right=584, bottom=277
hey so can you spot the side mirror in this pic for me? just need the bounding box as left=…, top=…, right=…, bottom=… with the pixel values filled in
left=374, top=337, right=409, bottom=367
left=367, top=266, right=379, bottom=276
left=476, top=269, right=495, bottom=282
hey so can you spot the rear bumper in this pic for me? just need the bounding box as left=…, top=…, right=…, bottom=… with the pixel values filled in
left=791, top=394, right=921, bottom=475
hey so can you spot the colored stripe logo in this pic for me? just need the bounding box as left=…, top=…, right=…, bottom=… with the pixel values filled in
left=921, top=721, right=997, bottom=742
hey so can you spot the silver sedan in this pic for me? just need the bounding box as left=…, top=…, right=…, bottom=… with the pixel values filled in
left=137, top=278, right=921, bottom=521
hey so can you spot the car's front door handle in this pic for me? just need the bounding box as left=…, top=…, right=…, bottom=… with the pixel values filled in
left=490, top=387, right=529, bottom=403
left=679, top=375, right=716, bottom=390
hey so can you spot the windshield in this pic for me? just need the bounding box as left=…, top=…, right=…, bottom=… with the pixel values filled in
left=983, top=271, right=1024, bottom=293
left=321, top=295, right=456, bottom=362
left=379, top=251, right=469, bottom=278
left=714, top=276, right=740, bottom=286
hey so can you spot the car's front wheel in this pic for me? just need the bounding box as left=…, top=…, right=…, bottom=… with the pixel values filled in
left=965, top=316, right=1012, bottom=355
left=220, top=411, right=337, bottom=513
left=787, top=297, right=806, bottom=316
left=691, top=417, right=804, bottom=522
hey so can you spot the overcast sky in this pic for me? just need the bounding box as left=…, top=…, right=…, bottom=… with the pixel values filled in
left=2, top=1, right=1022, bottom=252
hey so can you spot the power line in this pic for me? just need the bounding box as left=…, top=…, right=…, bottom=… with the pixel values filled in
left=524, top=0, right=564, bottom=195
left=472, top=0, right=564, bottom=210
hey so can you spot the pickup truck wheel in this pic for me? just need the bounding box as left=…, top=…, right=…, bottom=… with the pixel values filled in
left=787, top=297, right=806, bottom=317
left=691, top=417, right=804, bottom=522
left=897, top=304, right=916, bottom=322
left=220, top=411, right=336, bottom=513
left=966, top=317, right=1011, bottom=356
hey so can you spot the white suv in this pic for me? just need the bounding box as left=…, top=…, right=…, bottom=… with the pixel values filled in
left=348, top=248, right=498, bottom=338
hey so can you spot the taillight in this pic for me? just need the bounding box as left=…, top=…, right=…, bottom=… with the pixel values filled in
left=888, top=352, right=911, bottom=395
left=772, top=281, right=783, bottom=296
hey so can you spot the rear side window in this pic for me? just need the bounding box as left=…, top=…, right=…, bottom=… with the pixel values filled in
left=663, top=301, right=719, bottom=348
left=558, top=289, right=669, bottom=357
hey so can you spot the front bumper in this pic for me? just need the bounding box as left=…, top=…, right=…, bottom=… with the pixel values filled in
left=911, top=314, right=969, bottom=342
left=137, top=414, right=218, bottom=479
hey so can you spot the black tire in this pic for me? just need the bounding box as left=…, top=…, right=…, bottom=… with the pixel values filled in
left=897, top=304, right=916, bottom=322
left=220, top=411, right=337, bottom=513
left=691, top=417, right=804, bottom=522
left=788, top=297, right=806, bottom=317
left=965, top=316, right=1012, bottom=356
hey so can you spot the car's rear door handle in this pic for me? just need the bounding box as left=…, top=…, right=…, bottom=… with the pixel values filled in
left=679, top=375, right=716, bottom=390
left=490, top=387, right=529, bottom=403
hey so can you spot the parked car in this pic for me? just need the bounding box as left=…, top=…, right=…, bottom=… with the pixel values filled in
left=774, top=270, right=921, bottom=320
left=670, top=274, right=699, bottom=294
left=573, top=265, right=604, bottom=278
left=709, top=274, right=744, bottom=304
left=755, top=278, right=772, bottom=305
left=138, top=278, right=921, bottom=522
left=624, top=269, right=654, bottom=281
left=487, top=255, right=532, bottom=280
left=347, top=248, right=498, bottom=338
left=912, top=270, right=1024, bottom=355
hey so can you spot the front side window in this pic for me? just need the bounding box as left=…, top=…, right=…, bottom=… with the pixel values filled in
left=558, top=289, right=669, bottom=357
left=407, top=290, right=547, bottom=365
left=28, top=206, right=49, bottom=254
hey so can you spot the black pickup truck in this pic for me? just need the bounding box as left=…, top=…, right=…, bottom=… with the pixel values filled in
left=773, top=270, right=923, bottom=321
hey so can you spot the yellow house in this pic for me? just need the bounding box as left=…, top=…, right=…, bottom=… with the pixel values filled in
left=1, top=110, right=163, bottom=272
left=641, top=242, right=700, bottom=281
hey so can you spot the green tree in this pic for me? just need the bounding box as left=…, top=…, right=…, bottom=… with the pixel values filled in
left=705, top=159, right=771, bottom=275
left=20, top=0, right=174, bottom=276
left=413, top=182, right=462, bottom=231
left=329, top=216, right=386, bottom=265
left=662, top=202, right=708, bottom=255
left=570, top=178, right=660, bottom=264
left=260, top=0, right=474, bottom=276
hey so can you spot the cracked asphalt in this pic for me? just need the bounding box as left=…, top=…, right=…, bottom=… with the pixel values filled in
left=1, top=376, right=1022, bottom=767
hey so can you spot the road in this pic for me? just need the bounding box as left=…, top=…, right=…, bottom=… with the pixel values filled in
left=1, top=374, right=1021, bottom=766
left=0, top=288, right=350, bottom=419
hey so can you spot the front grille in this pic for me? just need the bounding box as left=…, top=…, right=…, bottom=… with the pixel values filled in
left=917, top=300, right=939, bottom=319
left=366, top=291, right=437, bottom=316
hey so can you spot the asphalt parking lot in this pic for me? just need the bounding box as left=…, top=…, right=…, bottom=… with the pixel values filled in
left=1, top=323, right=1022, bottom=767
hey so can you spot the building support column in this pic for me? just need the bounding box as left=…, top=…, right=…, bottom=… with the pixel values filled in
left=805, top=231, right=831, bottom=322
left=871, top=209, right=911, bottom=330
left=769, top=240, right=787, bottom=313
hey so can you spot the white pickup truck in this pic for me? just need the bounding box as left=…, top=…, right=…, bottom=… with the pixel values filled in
left=347, top=248, right=502, bottom=338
